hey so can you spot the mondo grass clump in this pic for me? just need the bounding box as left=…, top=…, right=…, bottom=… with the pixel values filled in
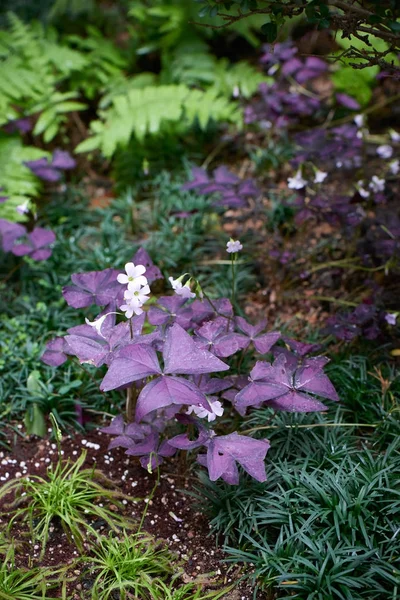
left=197, top=440, right=400, bottom=599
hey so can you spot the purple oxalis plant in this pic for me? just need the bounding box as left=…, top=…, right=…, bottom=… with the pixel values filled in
left=41, top=248, right=339, bottom=484
left=182, top=166, right=259, bottom=209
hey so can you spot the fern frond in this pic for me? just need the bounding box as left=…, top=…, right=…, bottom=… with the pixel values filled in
left=0, top=136, right=49, bottom=222
left=76, top=84, right=241, bottom=157
left=183, top=87, right=242, bottom=129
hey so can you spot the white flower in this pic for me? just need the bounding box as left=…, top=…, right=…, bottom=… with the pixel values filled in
left=187, top=399, right=224, bottom=422
left=117, top=263, right=147, bottom=288
left=389, top=159, right=399, bottom=175
left=85, top=314, right=110, bottom=337
left=314, top=170, right=328, bottom=184
left=354, top=114, right=364, bottom=128
left=226, top=239, right=243, bottom=253
left=169, top=276, right=196, bottom=299
left=287, top=169, right=307, bottom=190
left=376, top=145, right=393, bottom=159
left=390, top=130, right=400, bottom=142
left=232, top=85, right=240, bottom=98
left=369, top=176, right=385, bottom=193
left=357, top=181, right=370, bottom=198
left=16, top=200, right=30, bottom=215
left=336, top=160, right=343, bottom=168
left=385, top=313, right=397, bottom=326
left=120, top=281, right=150, bottom=318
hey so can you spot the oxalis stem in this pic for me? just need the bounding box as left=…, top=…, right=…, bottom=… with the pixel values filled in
left=242, top=422, right=379, bottom=434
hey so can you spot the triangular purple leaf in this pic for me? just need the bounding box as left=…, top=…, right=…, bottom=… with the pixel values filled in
left=100, top=344, right=161, bottom=392
left=135, top=376, right=210, bottom=422
left=163, top=324, right=229, bottom=375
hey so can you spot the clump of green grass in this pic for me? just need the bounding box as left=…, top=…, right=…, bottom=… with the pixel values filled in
left=0, top=545, right=65, bottom=599
left=82, top=530, right=233, bottom=600
left=83, top=531, right=176, bottom=600
left=0, top=450, right=133, bottom=557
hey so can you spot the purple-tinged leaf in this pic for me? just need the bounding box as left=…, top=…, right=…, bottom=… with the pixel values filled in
left=131, top=247, right=163, bottom=283
left=163, top=323, right=229, bottom=375
left=191, top=374, right=232, bottom=395
left=235, top=381, right=286, bottom=415
left=0, top=219, right=27, bottom=252
left=12, top=227, right=56, bottom=261
left=213, top=166, right=239, bottom=185
left=235, top=353, right=338, bottom=415
left=148, top=296, right=192, bottom=329
left=282, top=337, right=321, bottom=356
left=336, top=93, right=360, bottom=110
left=168, top=428, right=211, bottom=451
left=295, top=362, right=339, bottom=401
left=135, top=376, right=210, bottom=422
left=235, top=317, right=280, bottom=353
left=108, top=435, right=138, bottom=450
left=62, top=268, right=120, bottom=308
left=204, top=433, right=270, bottom=485
left=100, top=344, right=161, bottom=392
left=101, top=414, right=125, bottom=435
left=125, top=432, right=159, bottom=456
left=65, top=326, right=109, bottom=367
left=253, top=332, right=281, bottom=354
left=52, top=150, right=76, bottom=170
left=41, top=337, right=68, bottom=367
left=3, top=117, right=32, bottom=134
left=268, top=391, right=328, bottom=412
left=181, top=167, right=209, bottom=191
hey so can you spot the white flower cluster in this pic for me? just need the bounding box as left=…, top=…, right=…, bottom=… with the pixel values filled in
left=169, top=276, right=196, bottom=299
left=357, top=175, right=386, bottom=198
left=187, top=399, right=224, bottom=422
left=287, top=168, right=327, bottom=190
left=118, top=262, right=150, bottom=318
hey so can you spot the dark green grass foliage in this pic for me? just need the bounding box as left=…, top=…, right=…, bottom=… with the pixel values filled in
left=194, top=354, right=400, bottom=599
left=198, top=442, right=400, bottom=599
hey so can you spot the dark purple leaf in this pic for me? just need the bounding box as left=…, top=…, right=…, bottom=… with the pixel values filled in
left=213, top=166, right=239, bottom=185
left=268, top=391, right=328, bottom=412
left=12, top=227, right=56, bottom=261
left=65, top=326, right=110, bottom=367
left=131, top=247, right=163, bottom=283
left=62, top=268, right=120, bottom=308
left=181, top=167, right=209, bottom=191
left=0, top=219, right=27, bottom=252
left=135, top=376, right=210, bottom=422
left=147, top=296, right=192, bottom=329
left=336, top=93, right=360, bottom=110
left=41, top=337, right=68, bottom=367
left=52, top=150, right=76, bottom=170
left=163, top=323, right=229, bottom=375
left=203, top=433, right=270, bottom=485
left=100, top=344, right=161, bottom=392
left=101, top=414, right=125, bottom=435
left=169, top=428, right=211, bottom=451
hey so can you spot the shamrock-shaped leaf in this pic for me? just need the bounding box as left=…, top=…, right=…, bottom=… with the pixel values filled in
left=100, top=344, right=161, bottom=391
left=135, top=376, right=210, bottom=422
left=163, top=323, right=229, bottom=375
left=235, top=353, right=338, bottom=415
left=63, top=268, right=121, bottom=308
left=199, top=433, right=270, bottom=485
